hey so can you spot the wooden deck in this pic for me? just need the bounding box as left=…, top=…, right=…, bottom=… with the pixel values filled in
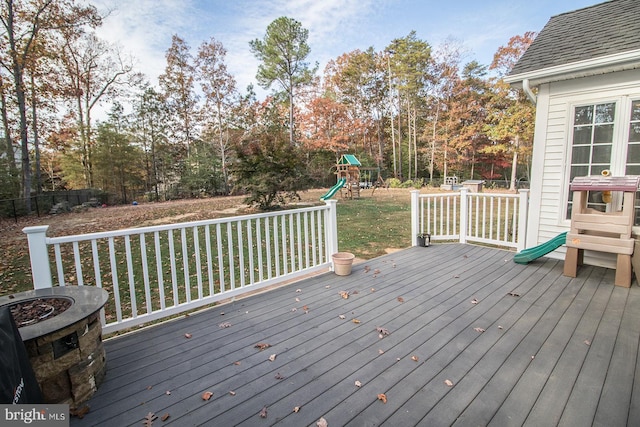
left=70, top=244, right=640, bottom=427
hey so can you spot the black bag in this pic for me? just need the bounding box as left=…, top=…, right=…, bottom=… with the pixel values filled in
left=0, top=306, right=43, bottom=404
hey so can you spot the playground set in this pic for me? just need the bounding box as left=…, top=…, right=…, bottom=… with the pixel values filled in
left=514, top=172, right=640, bottom=288
left=320, top=154, right=386, bottom=201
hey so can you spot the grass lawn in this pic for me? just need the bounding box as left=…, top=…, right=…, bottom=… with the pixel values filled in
left=0, top=188, right=418, bottom=297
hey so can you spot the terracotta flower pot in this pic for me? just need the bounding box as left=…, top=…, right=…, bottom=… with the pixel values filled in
left=332, top=252, right=355, bottom=276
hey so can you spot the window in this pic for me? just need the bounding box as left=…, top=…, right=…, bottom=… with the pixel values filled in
left=567, top=102, right=616, bottom=217
left=626, top=100, right=640, bottom=223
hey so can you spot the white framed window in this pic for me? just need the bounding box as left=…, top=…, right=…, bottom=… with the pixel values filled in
left=565, top=97, right=640, bottom=224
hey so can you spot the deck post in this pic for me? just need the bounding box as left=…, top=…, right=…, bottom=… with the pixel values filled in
left=325, top=199, right=338, bottom=267
left=410, top=190, right=419, bottom=246
left=22, top=225, right=53, bottom=289
left=459, top=188, right=468, bottom=244
left=517, top=189, right=529, bottom=252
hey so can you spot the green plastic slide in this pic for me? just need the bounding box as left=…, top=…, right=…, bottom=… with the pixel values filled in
left=513, top=231, right=568, bottom=265
left=320, top=178, right=346, bottom=200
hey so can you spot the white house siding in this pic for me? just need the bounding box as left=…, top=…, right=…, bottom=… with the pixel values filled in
left=528, top=69, right=640, bottom=268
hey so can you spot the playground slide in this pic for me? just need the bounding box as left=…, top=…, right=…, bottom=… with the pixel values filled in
left=513, top=231, right=568, bottom=265
left=320, top=178, right=346, bottom=200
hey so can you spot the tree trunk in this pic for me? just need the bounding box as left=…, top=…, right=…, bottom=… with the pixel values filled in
left=30, top=74, right=42, bottom=194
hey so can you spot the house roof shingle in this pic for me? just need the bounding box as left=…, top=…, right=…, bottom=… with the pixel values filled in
left=509, top=0, right=640, bottom=76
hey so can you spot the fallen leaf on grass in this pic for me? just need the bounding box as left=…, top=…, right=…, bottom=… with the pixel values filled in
left=161, top=413, right=170, bottom=421
left=255, top=343, right=270, bottom=351
left=218, top=322, right=232, bottom=328
left=397, top=297, right=405, bottom=303
left=352, top=319, right=361, bottom=324
left=317, top=417, right=328, bottom=427
left=268, top=354, right=277, bottom=362
left=184, top=333, right=192, bottom=339
left=260, top=406, right=268, bottom=418
left=143, top=412, right=157, bottom=427
left=411, top=355, right=419, bottom=362
left=444, top=379, right=454, bottom=387
left=377, top=393, right=387, bottom=403
left=355, top=380, right=362, bottom=387
left=293, top=406, right=301, bottom=413
left=202, top=391, right=213, bottom=401
left=474, top=327, right=485, bottom=333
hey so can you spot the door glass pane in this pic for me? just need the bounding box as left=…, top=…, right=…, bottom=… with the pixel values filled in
left=592, top=145, right=612, bottom=163
left=629, top=123, right=640, bottom=142
left=594, top=124, right=614, bottom=143
left=574, top=105, right=593, bottom=125
left=631, top=100, right=640, bottom=121
left=573, top=126, right=592, bottom=145
left=595, top=103, right=615, bottom=123
left=571, top=146, right=590, bottom=164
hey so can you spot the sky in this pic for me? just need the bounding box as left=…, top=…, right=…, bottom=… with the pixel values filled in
left=92, top=0, right=603, bottom=99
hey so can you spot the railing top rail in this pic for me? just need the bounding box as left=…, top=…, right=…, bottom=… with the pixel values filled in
left=418, top=192, right=460, bottom=198
left=46, top=204, right=329, bottom=244
left=419, top=192, right=522, bottom=200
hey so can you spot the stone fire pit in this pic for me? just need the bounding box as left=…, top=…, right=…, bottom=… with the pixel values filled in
left=0, top=286, right=109, bottom=408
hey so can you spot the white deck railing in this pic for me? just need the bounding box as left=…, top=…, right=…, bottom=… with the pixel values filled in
left=411, top=189, right=528, bottom=251
left=23, top=201, right=338, bottom=334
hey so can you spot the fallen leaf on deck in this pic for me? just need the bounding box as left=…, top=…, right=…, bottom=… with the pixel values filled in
left=201, top=391, right=213, bottom=401
left=377, top=393, right=387, bottom=403
left=293, top=406, right=301, bottom=413
left=474, top=327, right=485, bottom=333
left=69, top=405, right=90, bottom=419
left=146, top=385, right=153, bottom=390
left=302, top=305, right=309, bottom=312
left=296, top=289, right=302, bottom=293
left=339, top=314, right=346, bottom=319
left=218, top=322, right=232, bottom=328
left=325, top=285, right=331, bottom=289
left=364, top=265, right=370, bottom=272
left=498, top=325, right=503, bottom=330
left=376, top=326, right=390, bottom=337
left=255, top=343, right=270, bottom=351
left=161, top=413, right=170, bottom=421
left=397, top=297, right=405, bottom=303
left=392, top=263, right=396, bottom=268
left=184, top=333, right=192, bottom=339
left=411, top=355, right=419, bottom=362
left=339, top=291, right=350, bottom=299
left=508, top=292, right=520, bottom=297
left=229, top=391, right=236, bottom=396
left=355, top=380, right=362, bottom=387
left=471, top=298, right=479, bottom=304
left=165, top=390, right=171, bottom=395
left=233, top=361, right=241, bottom=365
left=291, top=308, right=298, bottom=312
left=142, top=412, right=157, bottom=427
left=584, top=340, right=591, bottom=346
left=370, top=288, right=376, bottom=292
left=352, top=319, right=361, bottom=324
left=444, top=379, right=454, bottom=387
left=275, top=372, right=284, bottom=380
left=352, top=290, right=359, bottom=294
left=295, top=297, right=301, bottom=302
left=378, top=349, right=385, bottom=354
left=268, top=354, right=277, bottom=362
left=374, top=269, right=380, bottom=274
left=453, top=274, right=460, bottom=278
left=260, top=406, right=268, bottom=418
left=317, top=417, right=328, bottom=427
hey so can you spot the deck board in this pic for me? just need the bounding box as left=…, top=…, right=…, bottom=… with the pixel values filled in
left=69, top=244, right=640, bottom=427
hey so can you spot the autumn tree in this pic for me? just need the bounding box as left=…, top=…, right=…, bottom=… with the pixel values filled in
left=250, top=16, right=316, bottom=145
left=386, top=32, right=431, bottom=181
left=0, top=0, right=100, bottom=206
left=159, top=34, right=198, bottom=159
left=486, top=32, right=536, bottom=190
left=59, top=32, right=137, bottom=188
left=195, top=37, right=237, bottom=194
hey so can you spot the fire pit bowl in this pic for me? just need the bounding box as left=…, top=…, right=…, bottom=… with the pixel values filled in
left=0, top=286, right=109, bottom=408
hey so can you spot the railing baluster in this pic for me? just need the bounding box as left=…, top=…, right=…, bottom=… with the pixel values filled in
left=124, top=236, right=137, bottom=318
left=247, top=220, right=255, bottom=285
left=154, top=231, right=166, bottom=310
left=72, top=241, right=83, bottom=286
left=193, top=226, right=203, bottom=300
left=216, top=223, right=225, bottom=292
left=227, top=222, right=235, bottom=290
left=237, top=221, right=245, bottom=288
left=168, top=230, right=179, bottom=306
left=139, top=234, right=152, bottom=314
left=205, top=225, right=213, bottom=296
left=108, top=237, right=123, bottom=323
